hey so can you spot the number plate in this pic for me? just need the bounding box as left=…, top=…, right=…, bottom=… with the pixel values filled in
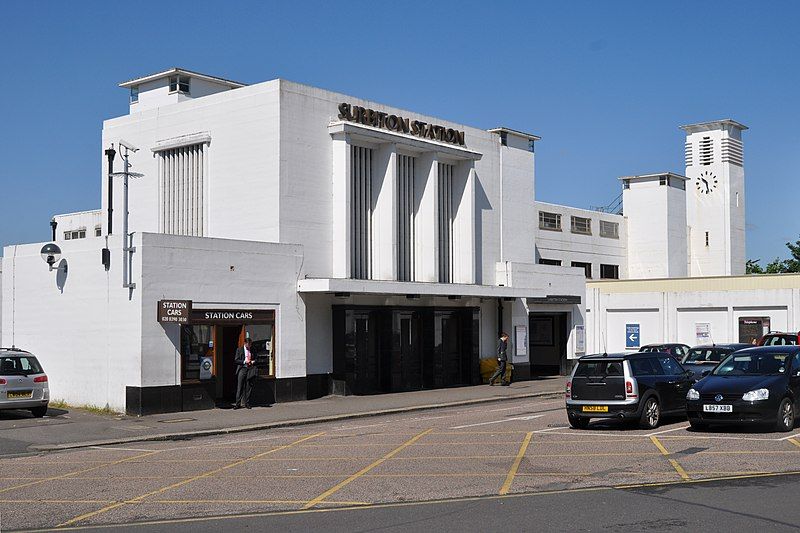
left=7, top=390, right=33, bottom=399
left=703, top=404, right=732, bottom=413
left=581, top=406, right=608, bottom=413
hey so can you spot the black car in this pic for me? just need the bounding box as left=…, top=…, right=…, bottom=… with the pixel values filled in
left=686, top=346, right=800, bottom=432
left=566, top=352, right=694, bottom=429
left=639, top=343, right=690, bottom=360
left=681, top=343, right=752, bottom=380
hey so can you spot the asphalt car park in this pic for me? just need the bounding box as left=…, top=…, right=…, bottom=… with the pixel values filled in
left=1, top=396, right=799, bottom=531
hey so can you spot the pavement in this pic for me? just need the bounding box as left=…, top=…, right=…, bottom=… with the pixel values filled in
left=2, top=394, right=800, bottom=530
left=0, top=378, right=564, bottom=455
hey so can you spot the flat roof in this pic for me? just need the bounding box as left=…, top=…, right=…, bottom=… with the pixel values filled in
left=119, top=68, right=247, bottom=89
left=617, top=172, right=688, bottom=182
left=298, top=278, right=554, bottom=299
left=679, top=119, right=748, bottom=133
left=487, top=127, right=541, bottom=142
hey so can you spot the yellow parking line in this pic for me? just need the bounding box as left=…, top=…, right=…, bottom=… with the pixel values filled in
left=650, top=436, right=690, bottom=481
left=302, top=428, right=433, bottom=510
left=55, top=432, right=324, bottom=528
left=0, top=450, right=161, bottom=495
left=500, top=431, right=533, bottom=495
left=788, top=438, right=800, bottom=449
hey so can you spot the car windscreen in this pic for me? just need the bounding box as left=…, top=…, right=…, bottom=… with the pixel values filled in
left=713, top=352, right=789, bottom=376
left=0, top=356, right=43, bottom=376
left=684, top=348, right=730, bottom=364
left=762, top=336, right=797, bottom=346
left=574, top=361, right=623, bottom=377
left=639, top=347, right=663, bottom=353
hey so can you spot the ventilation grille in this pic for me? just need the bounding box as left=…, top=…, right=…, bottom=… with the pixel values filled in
left=698, top=136, right=714, bottom=166
left=158, top=143, right=205, bottom=236
left=397, top=154, right=416, bottom=282
left=684, top=142, right=693, bottom=167
left=351, top=145, right=373, bottom=280
left=721, top=138, right=743, bottom=167
left=438, top=162, right=454, bottom=283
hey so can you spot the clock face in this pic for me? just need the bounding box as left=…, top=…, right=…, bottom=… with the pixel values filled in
left=695, top=170, right=718, bottom=195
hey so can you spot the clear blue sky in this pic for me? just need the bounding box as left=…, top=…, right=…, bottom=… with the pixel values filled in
left=1, top=1, right=798, bottom=264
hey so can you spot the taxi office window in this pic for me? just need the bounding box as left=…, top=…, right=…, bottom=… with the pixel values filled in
left=245, top=323, right=275, bottom=377
left=180, top=324, right=212, bottom=381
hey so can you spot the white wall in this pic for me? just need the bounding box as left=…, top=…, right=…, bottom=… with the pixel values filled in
left=54, top=209, right=103, bottom=240
left=2, top=235, right=142, bottom=410
left=587, top=274, right=800, bottom=353
left=534, top=201, right=627, bottom=279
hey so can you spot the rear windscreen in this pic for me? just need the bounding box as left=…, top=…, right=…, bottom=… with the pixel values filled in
left=0, top=356, right=43, bottom=375
left=684, top=349, right=729, bottom=364
left=574, top=361, right=623, bottom=377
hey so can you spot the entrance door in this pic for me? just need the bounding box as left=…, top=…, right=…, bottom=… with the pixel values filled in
left=219, top=325, right=243, bottom=402
left=529, top=313, right=568, bottom=376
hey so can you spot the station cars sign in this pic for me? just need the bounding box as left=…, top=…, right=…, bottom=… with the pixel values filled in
left=157, top=300, right=191, bottom=324
left=337, top=102, right=466, bottom=146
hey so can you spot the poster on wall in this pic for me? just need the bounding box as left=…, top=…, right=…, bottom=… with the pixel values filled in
left=575, top=325, right=585, bottom=354
left=695, top=322, right=711, bottom=345
left=514, top=325, right=528, bottom=363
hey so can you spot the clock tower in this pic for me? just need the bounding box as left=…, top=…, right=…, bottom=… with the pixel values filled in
left=681, top=119, right=747, bottom=276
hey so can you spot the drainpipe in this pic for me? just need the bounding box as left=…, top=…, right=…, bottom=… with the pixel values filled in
left=104, top=145, right=116, bottom=235
left=497, top=298, right=504, bottom=337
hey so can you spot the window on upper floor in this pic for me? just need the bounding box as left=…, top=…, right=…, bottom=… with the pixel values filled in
left=539, top=211, right=561, bottom=231
left=95, top=226, right=102, bottom=237
left=599, top=220, right=619, bottom=239
left=571, top=216, right=591, bottom=235
left=130, top=86, right=139, bottom=104
left=600, top=264, right=619, bottom=279
left=571, top=261, right=592, bottom=279
left=64, top=229, right=86, bottom=240
left=538, top=258, right=562, bottom=266
left=169, top=75, right=190, bottom=94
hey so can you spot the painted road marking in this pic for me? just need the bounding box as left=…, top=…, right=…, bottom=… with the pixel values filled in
left=500, top=431, right=533, bottom=495
left=56, top=432, right=325, bottom=528
left=302, top=428, right=433, bottom=510
left=788, top=438, right=800, bottom=449
left=645, top=425, right=690, bottom=437
left=0, top=449, right=162, bottom=495
left=450, top=414, right=545, bottom=429
left=650, top=436, right=690, bottom=481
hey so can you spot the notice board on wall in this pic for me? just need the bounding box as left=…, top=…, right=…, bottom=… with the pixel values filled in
left=514, top=325, right=528, bottom=363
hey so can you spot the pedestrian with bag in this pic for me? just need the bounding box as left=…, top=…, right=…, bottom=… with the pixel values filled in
left=489, top=332, right=511, bottom=386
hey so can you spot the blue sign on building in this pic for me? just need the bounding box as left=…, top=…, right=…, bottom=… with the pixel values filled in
left=626, top=324, right=640, bottom=349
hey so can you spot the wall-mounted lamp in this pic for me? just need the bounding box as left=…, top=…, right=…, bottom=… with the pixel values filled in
left=40, top=243, right=62, bottom=271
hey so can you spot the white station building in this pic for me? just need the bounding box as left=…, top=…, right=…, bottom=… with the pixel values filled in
left=2, top=68, right=798, bottom=414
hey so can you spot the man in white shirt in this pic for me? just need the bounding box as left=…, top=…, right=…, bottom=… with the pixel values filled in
left=234, top=337, right=255, bottom=409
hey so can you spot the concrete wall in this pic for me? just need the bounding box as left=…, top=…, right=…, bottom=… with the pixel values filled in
left=2, top=235, right=142, bottom=410
left=586, top=274, right=800, bottom=353
left=534, top=201, right=627, bottom=279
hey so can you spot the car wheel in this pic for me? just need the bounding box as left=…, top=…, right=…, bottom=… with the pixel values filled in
left=639, top=397, right=661, bottom=429
left=775, top=398, right=794, bottom=432
left=688, top=419, right=707, bottom=431
left=30, top=405, right=48, bottom=418
left=568, top=415, right=589, bottom=429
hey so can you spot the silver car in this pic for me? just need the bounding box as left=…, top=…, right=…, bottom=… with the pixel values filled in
left=0, top=348, right=49, bottom=417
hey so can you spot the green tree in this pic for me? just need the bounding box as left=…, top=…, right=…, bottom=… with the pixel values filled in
left=746, top=236, right=800, bottom=274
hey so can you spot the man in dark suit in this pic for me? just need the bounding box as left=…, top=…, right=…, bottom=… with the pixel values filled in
left=233, top=336, right=256, bottom=409
left=489, top=332, right=511, bottom=386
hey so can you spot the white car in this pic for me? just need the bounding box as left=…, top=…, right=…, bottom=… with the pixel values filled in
left=0, top=348, right=49, bottom=417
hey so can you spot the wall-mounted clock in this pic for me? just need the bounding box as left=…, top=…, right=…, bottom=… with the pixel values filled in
left=695, top=170, right=718, bottom=194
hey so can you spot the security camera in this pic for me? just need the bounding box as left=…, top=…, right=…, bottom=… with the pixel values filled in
left=118, top=139, right=139, bottom=152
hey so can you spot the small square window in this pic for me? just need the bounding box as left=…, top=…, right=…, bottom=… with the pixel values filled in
left=64, top=231, right=71, bottom=240
left=539, top=211, right=561, bottom=231
left=600, top=264, right=619, bottom=279
left=571, top=216, right=591, bottom=235
left=78, top=230, right=86, bottom=239
left=95, top=226, right=102, bottom=237
left=571, top=261, right=592, bottom=279
left=169, top=75, right=190, bottom=94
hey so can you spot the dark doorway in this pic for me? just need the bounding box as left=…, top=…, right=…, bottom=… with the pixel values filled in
left=333, top=306, right=478, bottom=395
left=529, top=312, right=569, bottom=376
left=220, top=326, right=243, bottom=401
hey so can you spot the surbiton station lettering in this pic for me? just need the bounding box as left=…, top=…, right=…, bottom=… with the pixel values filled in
left=338, top=102, right=466, bottom=146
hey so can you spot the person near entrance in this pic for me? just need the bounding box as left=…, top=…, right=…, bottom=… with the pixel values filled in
left=489, top=332, right=511, bottom=386
left=234, top=336, right=257, bottom=409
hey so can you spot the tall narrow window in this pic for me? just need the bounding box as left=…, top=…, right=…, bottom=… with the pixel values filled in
left=158, top=143, right=205, bottom=237
left=699, top=136, right=713, bottom=165
left=397, top=154, right=416, bottom=281
left=705, top=231, right=709, bottom=247
left=130, top=86, right=139, bottom=104
left=438, top=162, right=454, bottom=283
left=351, top=145, right=373, bottom=279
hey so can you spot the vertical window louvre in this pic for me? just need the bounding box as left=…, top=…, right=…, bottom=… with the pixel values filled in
left=351, top=145, right=373, bottom=279
left=438, top=163, right=454, bottom=283
left=158, top=143, right=204, bottom=237
left=397, top=154, right=416, bottom=281
left=699, top=136, right=713, bottom=165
